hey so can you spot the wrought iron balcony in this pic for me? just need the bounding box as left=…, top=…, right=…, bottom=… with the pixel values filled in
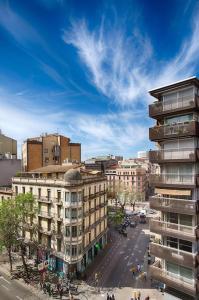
left=149, top=121, right=199, bottom=141
left=38, top=196, right=52, bottom=203
left=150, top=174, right=199, bottom=189
left=38, top=211, right=53, bottom=219
left=150, top=219, right=197, bottom=242
left=149, top=148, right=199, bottom=163
left=149, top=260, right=197, bottom=297
left=149, top=196, right=198, bottom=215
left=150, top=242, right=197, bottom=268
left=149, top=94, right=199, bottom=118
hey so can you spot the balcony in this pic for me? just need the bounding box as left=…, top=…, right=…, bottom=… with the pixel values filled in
left=150, top=242, right=198, bottom=268
left=38, top=211, right=53, bottom=219
left=150, top=219, right=197, bottom=242
left=149, top=121, right=199, bottom=142
left=149, top=260, right=197, bottom=297
left=150, top=174, right=199, bottom=189
left=150, top=196, right=198, bottom=215
left=38, top=196, right=52, bottom=203
left=38, top=226, right=52, bottom=236
left=149, top=148, right=199, bottom=163
left=149, top=94, right=199, bottom=118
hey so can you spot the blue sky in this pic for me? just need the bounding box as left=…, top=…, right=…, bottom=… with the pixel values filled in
left=0, top=0, right=199, bottom=159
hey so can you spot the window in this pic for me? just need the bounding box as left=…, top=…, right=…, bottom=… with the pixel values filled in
left=65, top=192, right=70, bottom=202
left=180, top=214, right=192, bottom=226
left=38, top=188, right=41, bottom=198
left=71, top=208, right=78, bottom=219
left=71, top=192, right=78, bottom=203
left=44, top=148, right=48, bottom=153
left=47, top=189, right=51, bottom=199
left=71, top=245, right=77, bottom=256
left=30, top=187, right=33, bottom=194
left=15, top=186, right=18, bottom=195
left=166, top=237, right=178, bottom=249
left=167, top=212, right=178, bottom=224
left=179, top=239, right=192, bottom=253
left=65, top=208, right=70, bottom=219
left=57, top=240, right=61, bottom=252
left=22, top=187, right=25, bottom=194
left=65, top=226, right=70, bottom=237
left=57, top=190, right=61, bottom=200
left=65, top=245, right=70, bottom=256
left=72, top=226, right=77, bottom=237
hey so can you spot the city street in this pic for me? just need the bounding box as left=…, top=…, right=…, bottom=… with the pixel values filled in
left=86, top=219, right=150, bottom=289
left=0, top=272, right=40, bottom=300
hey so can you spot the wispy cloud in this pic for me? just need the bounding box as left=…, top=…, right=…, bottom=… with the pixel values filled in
left=63, top=8, right=199, bottom=105
left=0, top=88, right=149, bottom=159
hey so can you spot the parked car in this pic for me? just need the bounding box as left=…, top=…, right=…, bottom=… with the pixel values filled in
left=139, top=214, right=146, bottom=224
left=130, top=221, right=137, bottom=228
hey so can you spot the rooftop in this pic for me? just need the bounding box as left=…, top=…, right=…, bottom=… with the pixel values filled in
left=149, top=77, right=199, bottom=98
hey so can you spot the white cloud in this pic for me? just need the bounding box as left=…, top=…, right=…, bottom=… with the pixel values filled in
left=63, top=10, right=199, bottom=105
left=0, top=88, right=148, bottom=159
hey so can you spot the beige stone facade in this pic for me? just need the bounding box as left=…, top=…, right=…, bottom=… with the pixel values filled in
left=12, top=165, right=107, bottom=275
left=22, top=134, right=81, bottom=171
left=0, top=132, right=17, bottom=158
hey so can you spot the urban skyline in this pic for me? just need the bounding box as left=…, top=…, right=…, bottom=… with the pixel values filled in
left=1, top=0, right=199, bottom=159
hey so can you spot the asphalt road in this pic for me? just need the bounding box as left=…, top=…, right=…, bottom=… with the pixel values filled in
left=86, top=220, right=150, bottom=289
left=0, top=272, right=40, bottom=300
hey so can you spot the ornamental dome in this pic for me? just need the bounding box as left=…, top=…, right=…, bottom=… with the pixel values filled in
left=64, top=169, right=82, bottom=182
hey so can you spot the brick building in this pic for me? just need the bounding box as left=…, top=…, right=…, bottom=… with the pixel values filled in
left=22, top=133, right=81, bottom=171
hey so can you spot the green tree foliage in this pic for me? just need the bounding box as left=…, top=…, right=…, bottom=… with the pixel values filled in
left=0, top=193, right=37, bottom=275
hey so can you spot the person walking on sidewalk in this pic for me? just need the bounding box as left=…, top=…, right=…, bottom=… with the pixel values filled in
left=137, top=290, right=141, bottom=300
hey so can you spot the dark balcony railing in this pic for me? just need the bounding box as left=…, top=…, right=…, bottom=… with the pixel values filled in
left=149, top=148, right=199, bottom=163
left=150, top=219, right=197, bottom=242
left=38, top=196, right=52, bottom=203
left=150, top=242, right=197, bottom=268
left=149, top=121, right=199, bottom=141
left=149, top=196, right=198, bottom=215
left=149, top=260, right=197, bottom=297
left=149, top=94, right=199, bottom=118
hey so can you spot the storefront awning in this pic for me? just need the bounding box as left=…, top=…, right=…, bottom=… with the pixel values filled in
left=154, top=188, right=191, bottom=196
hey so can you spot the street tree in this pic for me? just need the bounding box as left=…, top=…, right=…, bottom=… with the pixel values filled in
left=0, top=198, right=20, bottom=272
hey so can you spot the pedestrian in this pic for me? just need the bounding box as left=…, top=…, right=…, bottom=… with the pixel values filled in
left=145, top=297, right=150, bottom=300
left=59, top=286, right=63, bottom=300
left=137, top=290, right=141, bottom=300
left=111, top=294, right=115, bottom=300
left=131, top=265, right=136, bottom=277
left=107, top=293, right=110, bottom=300
left=143, top=271, right=147, bottom=281
left=137, top=264, right=141, bottom=272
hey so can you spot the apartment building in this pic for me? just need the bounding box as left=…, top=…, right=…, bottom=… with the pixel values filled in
left=12, top=164, right=107, bottom=276
left=22, top=133, right=81, bottom=172
left=84, top=155, right=122, bottom=173
left=149, top=77, right=199, bottom=299
left=105, top=159, right=148, bottom=202
left=0, top=130, right=17, bottom=159
left=0, top=131, right=21, bottom=186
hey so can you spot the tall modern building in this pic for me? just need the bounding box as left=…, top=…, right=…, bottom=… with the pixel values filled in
left=22, top=133, right=81, bottom=171
left=148, top=77, right=199, bottom=300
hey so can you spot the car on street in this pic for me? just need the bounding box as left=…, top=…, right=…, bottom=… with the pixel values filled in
left=130, top=221, right=137, bottom=228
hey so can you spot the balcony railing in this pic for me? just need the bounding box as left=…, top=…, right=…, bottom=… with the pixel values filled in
left=149, top=148, right=199, bottom=163
left=150, top=174, right=199, bottom=188
left=38, top=226, right=52, bottom=235
left=149, top=94, right=199, bottom=118
left=150, top=242, right=197, bottom=268
left=150, top=219, right=197, bottom=242
left=38, top=211, right=53, bottom=218
left=149, top=121, right=199, bottom=141
left=149, top=260, right=197, bottom=297
left=38, top=196, right=52, bottom=203
left=149, top=196, right=198, bottom=215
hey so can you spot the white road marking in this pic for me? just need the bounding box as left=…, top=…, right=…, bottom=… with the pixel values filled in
left=0, top=277, right=11, bottom=285
left=1, top=284, right=9, bottom=291
left=16, top=296, right=23, bottom=300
